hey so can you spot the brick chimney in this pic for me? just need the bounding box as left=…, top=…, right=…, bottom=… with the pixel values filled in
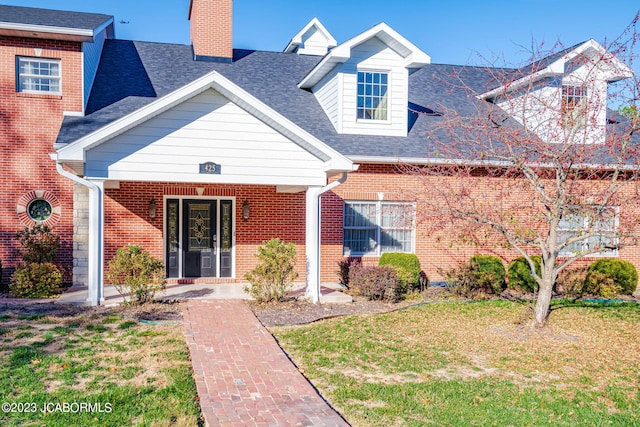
left=188, top=0, right=233, bottom=62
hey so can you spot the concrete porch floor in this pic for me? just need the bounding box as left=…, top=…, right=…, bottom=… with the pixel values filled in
left=56, top=281, right=352, bottom=306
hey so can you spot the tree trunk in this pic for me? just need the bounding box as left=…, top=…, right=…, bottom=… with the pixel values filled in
left=533, top=280, right=553, bottom=327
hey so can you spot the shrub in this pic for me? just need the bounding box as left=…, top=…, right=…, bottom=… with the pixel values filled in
left=441, top=262, right=496, bottom=299
left=582, top=271, right=621, bottom=298
left=556, top=267, right=588, bottom=299
left=336, top=257, right=361, bottom=288
left=379, top=253, right=422, bottom=291
left=106, top=245, right=166, bottom=305
left=508, top=256, right=542, bottom=292
left=15, top=225, right=60, bottom=264
left=586, top=259, right=638, bottom=295
left=10, top=263, right=62, bottom=298
left=244, top=238, right=298, bottom=303
left=348, top=265, right=403, bottom=302
left=470, top=255, right=506, bottom=294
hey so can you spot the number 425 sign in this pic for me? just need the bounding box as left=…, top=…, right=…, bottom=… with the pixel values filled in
left=199, top=162, right=221, bottom=174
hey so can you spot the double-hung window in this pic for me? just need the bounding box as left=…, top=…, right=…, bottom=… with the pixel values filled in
left=357, top=71, right=388, bottom=121
left=557, top=207, right=618, bottom=256
left=343, top=201, right=414, bottom=256
left=561, top=84, right=587, bottom=126
left=17, top=57, right=61, bottom=94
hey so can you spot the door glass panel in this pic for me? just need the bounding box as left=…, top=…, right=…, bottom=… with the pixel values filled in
left=221, top=203, right=231, bottom=251
left=168, top=202, right=179, bottom=252
left=189, top=204, right=210, bottom=250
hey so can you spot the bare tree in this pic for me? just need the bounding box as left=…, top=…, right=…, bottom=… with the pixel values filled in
left=405, top=15, right=640, bottom=327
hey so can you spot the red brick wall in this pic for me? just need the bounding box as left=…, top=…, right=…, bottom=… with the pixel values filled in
left=325, top=163, right=640, bottom=285
left=104, top=182, right=307, bottom=282
left=189, top=0, right=233, bottom=60
left=0, top=36, right=83, bottom=284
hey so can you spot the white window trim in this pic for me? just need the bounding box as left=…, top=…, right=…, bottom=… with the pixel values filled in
left=356, top=70, right=391, bottom=124
left=558, top=206, right=619, bottom=257
left=343, top=200, right=415, bottom=256
left=17, top=57, right=62, bottom=95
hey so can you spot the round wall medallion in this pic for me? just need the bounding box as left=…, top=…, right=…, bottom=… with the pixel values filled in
left=17, top=190, right=61, bottom=227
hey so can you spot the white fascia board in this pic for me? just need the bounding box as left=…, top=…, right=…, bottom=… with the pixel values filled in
left=283, top=17, right=337, bottom=53
left=478, top=67, right=559, bottom=100
left=0, top=22, right=96, bottom=42
left=57, top=70, right=354, bottom=172
left=348, top=155, right=640, bottom=172
left=561, top=39, right=634, bottom=81
left=299, top=22, right=430, bottom=89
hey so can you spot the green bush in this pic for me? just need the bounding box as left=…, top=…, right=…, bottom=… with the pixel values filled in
left=10, top=263, right=62, bottom=298
left=379, top=253, right=422, bottom=291
left=348, top=265, right=403, bottom=302
left=106, top=245, right=166, bottom=305
left=336, top=257, right=361, bottom=288
left=244, top=238, right=298, bottom=303
left=470, top=255, right=506, bottom=294
left=586, top=259, right=638, bottom=295
left=508, top=256, right=542, bottom=292
left=15, top=225, right=60, bottom=264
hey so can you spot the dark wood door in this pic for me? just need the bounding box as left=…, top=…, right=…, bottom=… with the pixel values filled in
left=183, top=201, right=216, bottom=277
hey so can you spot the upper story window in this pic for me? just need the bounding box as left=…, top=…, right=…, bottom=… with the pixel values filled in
left=357, top=71, right=388, bottom=120
left=561, top=85, right=587, bottom=126
left=17, top=57, right=61, bottom=94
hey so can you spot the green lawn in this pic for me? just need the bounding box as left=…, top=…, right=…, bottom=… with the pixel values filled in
left=0, top=309, right=202, bottom=427
left=273, top=300, right=640, bottom=426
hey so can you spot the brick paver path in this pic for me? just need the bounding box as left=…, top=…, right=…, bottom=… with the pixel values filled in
left=182, top=299, right=349, bottom=427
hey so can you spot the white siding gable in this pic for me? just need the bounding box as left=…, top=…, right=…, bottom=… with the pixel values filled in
left=311, top=37, right=408, bottom=136
left=85, top=88, right=326, bottom=185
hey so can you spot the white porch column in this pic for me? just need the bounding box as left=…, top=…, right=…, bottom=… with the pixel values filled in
left=305, top=186, right=322, bottom=303
left=87, top=180, right=104, bottom=306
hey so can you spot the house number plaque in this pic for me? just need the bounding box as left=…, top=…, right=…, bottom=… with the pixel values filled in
left=199, top=162, right=221, bottom=174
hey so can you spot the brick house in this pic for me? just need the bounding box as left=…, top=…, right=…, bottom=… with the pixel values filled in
left=2, top=1, right=637, bottom=305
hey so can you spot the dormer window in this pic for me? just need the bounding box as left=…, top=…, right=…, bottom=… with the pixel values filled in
left=562, top=85, right=586, bottom=111
left=357, top=71, right=388, bottom=120
left=17, top=57, right=61, bottom=94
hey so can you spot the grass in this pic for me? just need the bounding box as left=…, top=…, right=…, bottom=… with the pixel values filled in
left=0, top=308, right=202, bottom=427
left=273, top=300, right=640, bottom=426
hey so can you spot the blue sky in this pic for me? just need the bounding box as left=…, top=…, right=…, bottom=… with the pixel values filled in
left=3, top=0, right=639, bottom=68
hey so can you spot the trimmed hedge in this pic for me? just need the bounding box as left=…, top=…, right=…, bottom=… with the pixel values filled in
left=508, top=256, right=542, bottom=292
left=348, top=265, right=403, bottom=302
left=587, top=259, right=638, bottom=295
left=470, top=255, right=506, bottom=294
left=379, top=253, right=422, bottom=290
left=10, top=262, right=62, bottom=298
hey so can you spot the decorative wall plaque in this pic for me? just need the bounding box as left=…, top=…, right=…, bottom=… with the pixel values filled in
left=199, top=162, right=221, bottom=174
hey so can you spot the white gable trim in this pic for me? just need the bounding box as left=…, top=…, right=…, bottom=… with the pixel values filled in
left=298, top=22, right=431, bottom=89
left=284, top=17, right=337, bottom=54
left=479, top=39, right=634, bottom=100
left=56, top=70, right=355, bottom=173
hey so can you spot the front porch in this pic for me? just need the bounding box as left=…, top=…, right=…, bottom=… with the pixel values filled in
left=56, top=281, right=352, bottom=306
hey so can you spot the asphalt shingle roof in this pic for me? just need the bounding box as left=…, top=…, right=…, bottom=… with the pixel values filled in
left=0, top=4, right=112, bottom=31
left=57, top=38, right=639, bottom=160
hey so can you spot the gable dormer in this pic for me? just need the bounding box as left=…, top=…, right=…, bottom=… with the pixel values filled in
left=298, top=23, right=430, bottom=137
left=284, top=18, right=337, bottom=56
left=480, top=40, right=633, bottom=144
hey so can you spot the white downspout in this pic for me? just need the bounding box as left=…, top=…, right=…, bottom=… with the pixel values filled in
left=306, top=171, right=350, bottom=303
left=54, top=160, right=103, bottom=306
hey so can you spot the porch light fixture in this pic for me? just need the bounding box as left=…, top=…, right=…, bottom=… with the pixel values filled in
left=242, top=200, right=250, bottom=221
left=148, top=198, right=157, bottom=220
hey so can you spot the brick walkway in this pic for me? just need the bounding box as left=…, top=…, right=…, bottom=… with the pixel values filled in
left=182, top=299, right=349, bottom=427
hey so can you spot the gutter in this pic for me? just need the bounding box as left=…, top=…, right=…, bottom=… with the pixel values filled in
left=54, top=157, right=103, bottom=306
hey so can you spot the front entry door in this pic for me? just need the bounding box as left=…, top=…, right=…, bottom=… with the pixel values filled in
left=183, top=201, right=217, bottom=277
